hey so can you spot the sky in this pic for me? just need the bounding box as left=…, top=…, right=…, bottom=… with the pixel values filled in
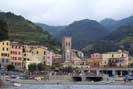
left=0, top=0, right=133, bottom=25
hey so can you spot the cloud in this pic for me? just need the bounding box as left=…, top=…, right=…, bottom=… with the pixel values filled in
left=0, top=0, right=133, bottom=25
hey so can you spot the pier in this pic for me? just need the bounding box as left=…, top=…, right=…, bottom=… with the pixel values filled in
left=83, top=67, right=133, bottom=76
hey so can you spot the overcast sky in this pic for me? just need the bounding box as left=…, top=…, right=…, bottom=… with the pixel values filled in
left=0, top=0, right=133, bottom=25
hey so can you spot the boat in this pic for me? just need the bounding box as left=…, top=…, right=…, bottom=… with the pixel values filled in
left=13, top=82, right=21, bottom=87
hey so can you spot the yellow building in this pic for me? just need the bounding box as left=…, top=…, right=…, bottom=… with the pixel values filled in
left=101, top=50, right=129, bottom=67
left=0, top=40, right=10, bottom=67
left=23, top=45, right=48, bottom=69
left=32, top=47, right=47, bottom=63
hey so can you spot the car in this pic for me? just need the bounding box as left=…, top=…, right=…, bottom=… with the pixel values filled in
left=124, top=75, right=133, bottom=81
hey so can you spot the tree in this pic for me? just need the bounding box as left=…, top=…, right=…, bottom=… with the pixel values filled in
left=7, top=64, right=15, bottom=71
left=37, top=63, right=45, bottom=71
left=62, top=66, right=73, bottom=73
left=128, top=63, right=133, bottom=68
left=28, top=63, right=37, bottom=72
left=51, top=63, right=62, bottom=71
left=73, top=67, right=80, bottom=73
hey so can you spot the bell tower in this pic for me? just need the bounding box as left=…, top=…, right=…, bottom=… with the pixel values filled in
left=62, top=37, right=72, bottom=62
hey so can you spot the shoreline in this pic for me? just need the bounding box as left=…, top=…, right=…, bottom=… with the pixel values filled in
left=17, top=79, right=133, bottom=85
left=2, top=79, right=133, bottom=89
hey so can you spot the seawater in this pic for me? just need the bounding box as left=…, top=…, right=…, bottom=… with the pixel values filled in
left=4, top=84, right=133, bottom=89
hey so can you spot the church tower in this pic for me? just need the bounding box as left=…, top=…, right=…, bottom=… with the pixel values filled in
left=62, top=37, right=72, bottom=62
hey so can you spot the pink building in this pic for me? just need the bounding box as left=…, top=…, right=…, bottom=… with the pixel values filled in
left=45, top=51, right=53, bottom=66
left=10, top=42, right=23, bottom=70
left=91, top=53, right=102, bottom=60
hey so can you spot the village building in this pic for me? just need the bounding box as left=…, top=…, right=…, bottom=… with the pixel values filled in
left=88, top=50, right=129, bottom=68
left=0, top=40, right=10, bottom=68
left=10, top=41, right=23, bottom=70
left=23, top=45, right=48, bottom=69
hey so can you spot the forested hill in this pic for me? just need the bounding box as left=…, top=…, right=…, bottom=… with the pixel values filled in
left=0, top=12, right=58, bottom=52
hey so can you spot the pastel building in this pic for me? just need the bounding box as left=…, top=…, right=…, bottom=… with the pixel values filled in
left=88, top=53, right=102, bottom=67
left=0, top=40, right=10, bottom=67
left=71, top=49, right=84, bottom=65
left=52, top=54, right=63, bottom=65
left=88, top=50, right=129, bottom=67
left=32, top=47, right=47, bottom=63
left=45, top=51, right=53, bottom=66
left=101, top=50, right=129, bottom=67
left=23, top=45, right=48, bottom=69
left=10, top=42, right=23, bottom=69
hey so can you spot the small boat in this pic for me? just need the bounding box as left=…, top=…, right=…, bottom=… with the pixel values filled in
left=13, top=83, right=21, bottom=87
left=105, top=81, right=112, bottom=84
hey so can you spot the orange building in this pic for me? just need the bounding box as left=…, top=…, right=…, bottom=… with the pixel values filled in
left=10, top=42, right=23, bottom=70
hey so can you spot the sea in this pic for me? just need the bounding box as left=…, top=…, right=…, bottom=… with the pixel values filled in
left=4, top=84, right=133, bottom=89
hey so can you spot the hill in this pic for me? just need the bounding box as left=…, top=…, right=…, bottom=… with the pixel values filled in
left=0, top=12, right=58, bottom=50
left=58, top=19, right=109, bottom=49
left=100, top=18, right=117, bottom=32
left=83, top=25, right=133, bottom=56
left=0, top=19, right=9, bottom=40
left=100, top=16, right=133, bottom=32
left=36, top=23, right=65, bottom=38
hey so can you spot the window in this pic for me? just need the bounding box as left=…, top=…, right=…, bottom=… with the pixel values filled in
left=6, top=48, right=8, bottom=51
left=36, top=51, right=38, bottom=54
left=44, top=51, right=46, bottom=55
left=27, top=58, right=29, bottom=61
left=122, top=54, right=124, bottom=57
left=18, top=52, right=21, bottom=55
left=66, top=42, right=67, bottom=46
left=18, top=57, right=21, bottom=60
left=7, top=54, right=9, bottom=57
left=7, top=42, right=8, bottom=45
left=69, top=42, right=71, bottom=46
left=2, top=59, right=4, bottom=63
left=112, top=54, right=114, bottom=57
left=6, top=59, right=9, bottom=63
left=2, top=48, right=4, bottom=51
left=24, top=58, right=26, bottom=61
left=14, top=57, right=17, bottom=60
left=2, top=43, right=4, bottom=45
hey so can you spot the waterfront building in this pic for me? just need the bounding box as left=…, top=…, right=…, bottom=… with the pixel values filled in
left=71, top=49, right=84, bottom=65
left=88, top=50, right=129, bottom=67
left=32, top=47, right=47, bottom=63
left=10, top=41, right=23, bottom=69
left=23, top=45, right=48, bottom=69
left=0, top=40, right=10, bottom=67
left=101, top=50, right=129, bottom=67
left=52, top=54, right=63, bottom=65
left=89, top=53, right=102, bottom=67
left=45, top=51, right=53, bottom=66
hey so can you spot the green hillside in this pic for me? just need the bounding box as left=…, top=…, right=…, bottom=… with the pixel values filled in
left=0, top=12, right=52, bottom=46
left=82, top=26, right=133, bottom=56
left=58, top=19, right=109, bottom=49
left=0, top=12, right=61, bottom=53
left=0, top=19, right=9, bottom=41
